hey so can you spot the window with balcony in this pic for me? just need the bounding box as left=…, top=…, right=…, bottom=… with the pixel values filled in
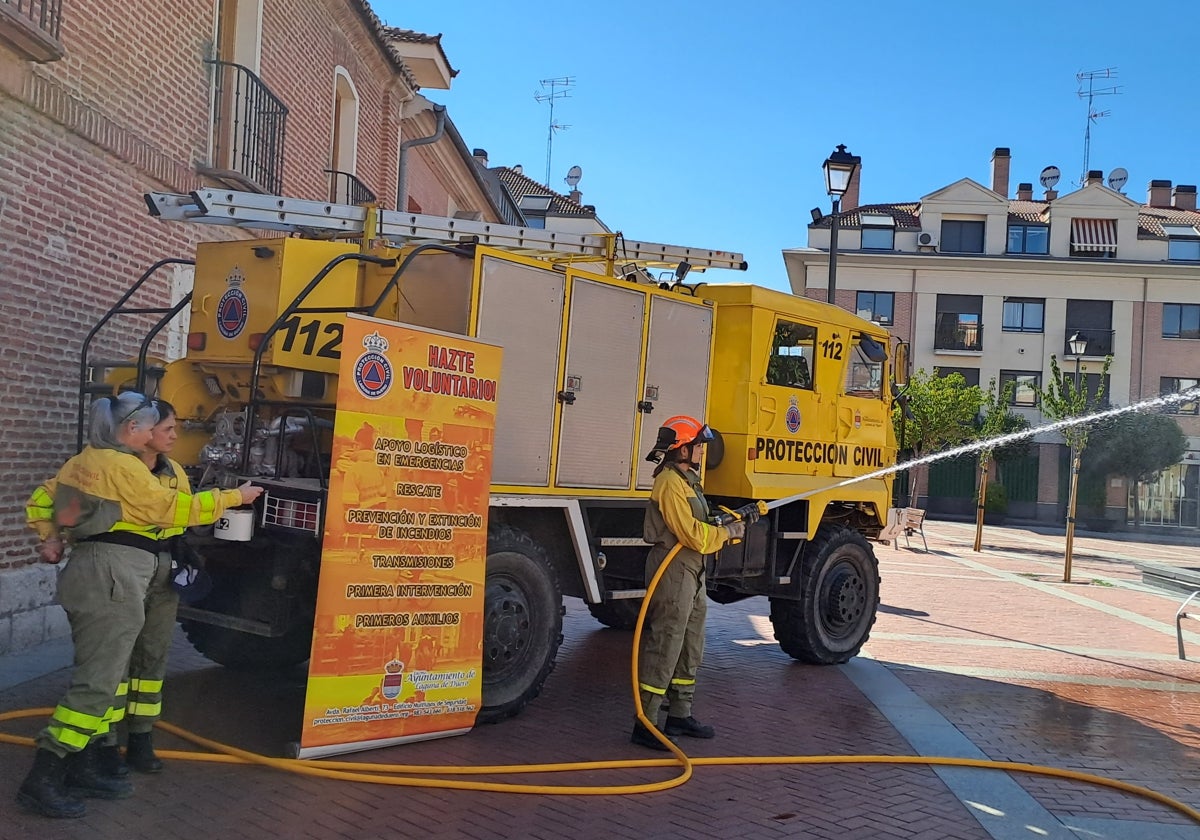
left=940, top=220, right=985, bottom=253
left=855, top=291, right=894, bottom=326
left=1007, top=224, right=1049, bottom=255
left=859, top=214, right=895, bottom=250
left=203, top=0, right=287, bottom=194
left=935, top=367, right=980, bottom=387
left=0, top=0, right=64, bottom=61
left=1163, top=303, right=1200, bottom=339
left=326, top=69, right=376, bottom=204
left=1161, top=377, right=1200, bottom=415
left=934, top=294, right=983, bottom=351
left=1060, top=372, right=1110, bottom=408
left=1002, top=297, right=1044, bottom=333
left=1163, top=225, right=1200, bottom=261
left=766, top=320, right=816, bottom=389
left=1069, top=218, right=1117, bottom=258
left=1065, top=299, right=1114, bottom=356
left=999, top=371, right=1040, bottom=406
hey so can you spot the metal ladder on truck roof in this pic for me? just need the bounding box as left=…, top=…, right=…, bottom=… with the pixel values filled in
left=144, top=189, right=749, bottom=273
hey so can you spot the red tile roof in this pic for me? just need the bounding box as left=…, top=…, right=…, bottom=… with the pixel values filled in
left=811, top=196, right=1200, bottom=239
left=351, top=2, right=458, bottom=89
left=493, top=167, right=595, bottom=218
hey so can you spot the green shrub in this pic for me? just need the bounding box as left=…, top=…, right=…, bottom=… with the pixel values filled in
left=984, top=483, right=1008, bottom=514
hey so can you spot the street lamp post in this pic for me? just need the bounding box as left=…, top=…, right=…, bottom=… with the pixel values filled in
left=823, top=144, right=861, bottom=306
left=1063, top=331, right=1088, bottom=582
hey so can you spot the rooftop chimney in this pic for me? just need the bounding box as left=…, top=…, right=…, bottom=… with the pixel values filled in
left=568, top=189, right=583, bottom=204
left=472, top=148, right=489, bottom=167
left=1174, top=185, right=1197, bottom=211
left=841, top=163, right=861, bottom=213
left=1016, top=182, right=1033, bottom=201
left=1085, top=170, right=1104, bottom=187
left=1148, top=179, right=1172, bottom=207
left=990, top=147, right=1011, bottom=197
left=1044, top=189, right=1058, bottom=201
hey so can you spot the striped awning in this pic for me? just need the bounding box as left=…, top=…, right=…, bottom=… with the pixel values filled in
left=1071, top=218, right=1117, bottom=253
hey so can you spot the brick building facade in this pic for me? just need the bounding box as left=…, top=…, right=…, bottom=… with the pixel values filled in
left=0, top=0, right=499, bottom=652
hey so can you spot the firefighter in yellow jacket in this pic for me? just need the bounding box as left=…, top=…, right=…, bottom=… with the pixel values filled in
left=18, top=393, right=262, bottom=819
left=632, top=415, right=755, bottom=750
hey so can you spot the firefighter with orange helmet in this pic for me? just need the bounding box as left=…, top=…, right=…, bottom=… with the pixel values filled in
left=631, top=415, right=756, bottom=750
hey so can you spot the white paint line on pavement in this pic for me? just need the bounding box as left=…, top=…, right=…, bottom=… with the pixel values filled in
left=942, top=553, right=1200, bottom=647
left=869, top=632, right=1189, bottom=663
left=881, top=661, right=1200, bottom=693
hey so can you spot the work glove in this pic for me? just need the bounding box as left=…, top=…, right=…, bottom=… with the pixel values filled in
left=725, top=521, right=746, bottom=541
left=734, top=502, right=763, bottom=526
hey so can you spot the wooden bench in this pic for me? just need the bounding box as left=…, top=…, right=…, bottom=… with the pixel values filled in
left=878, top=507, right=928, bottom=551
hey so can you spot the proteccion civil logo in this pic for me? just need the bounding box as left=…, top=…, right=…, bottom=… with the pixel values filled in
left=216, top=266, right=249, bottom=339
left=785, top=394, right=802, bottom=433
left=354, top=330, right=392, bottom=399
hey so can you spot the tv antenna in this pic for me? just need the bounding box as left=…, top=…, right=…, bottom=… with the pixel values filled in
left=1076, top=68, right=1121, bottom=184
left=535, top=76, right=574, bottom=187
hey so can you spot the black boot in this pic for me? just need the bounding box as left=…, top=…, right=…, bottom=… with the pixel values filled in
left=665, top=715, right=716, bottom=738
left=630, top=721, right=676, bottom=751
left=65, top=744, right=134, bottom=799
left=97, top=744, right=130, bottom=778
left=16, top=749, right=86, bottom=819
left=125, top=732, right=164, bottom=774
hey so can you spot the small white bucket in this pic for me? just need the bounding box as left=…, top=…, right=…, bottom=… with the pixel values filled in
left=214, top=509, right=255, bottom=541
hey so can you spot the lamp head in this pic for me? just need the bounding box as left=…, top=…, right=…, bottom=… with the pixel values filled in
left=1068, top=332, right=1088, bottom=357
left=823, top=144, right=861, bottom=198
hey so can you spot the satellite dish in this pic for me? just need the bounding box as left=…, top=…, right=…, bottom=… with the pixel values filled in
left=1108, top=167, right=1128, bottom=192
left=1039, top=166, right=1061, bottom=190
left=512, top=164, right=524, bottom=175
left=565, top=165, right=582, bottom=187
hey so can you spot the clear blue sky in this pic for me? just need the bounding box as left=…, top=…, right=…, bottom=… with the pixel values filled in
left=375, top=0, right=1200, bottom=291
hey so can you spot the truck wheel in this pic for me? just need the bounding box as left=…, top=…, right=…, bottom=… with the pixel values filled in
left=586, top=598, right=643, bottom=631
left=769, top=525, right=879, bottom=664
left=181, top=592, right=314, bottom=671
left=478, top=526, right=564, bottom=723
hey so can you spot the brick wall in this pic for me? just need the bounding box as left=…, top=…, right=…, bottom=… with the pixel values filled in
left=0, top=0, right=455, bottom=654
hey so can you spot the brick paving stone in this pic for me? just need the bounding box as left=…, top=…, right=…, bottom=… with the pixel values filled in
left=4, top=522, right=1200, bottom=838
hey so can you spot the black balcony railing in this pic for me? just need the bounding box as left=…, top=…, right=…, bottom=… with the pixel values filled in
left=934, top=313, right=984, bottom=351
left=205, top=60, right=288, bottom=195
left=3, top=0, right=62, bottom=39
left=326, top=169, right=377, bottom=205
left=1062, top=327, right=1115, bottom=358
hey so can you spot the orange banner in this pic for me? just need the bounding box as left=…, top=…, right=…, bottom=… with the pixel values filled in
left=299, top=314, right=500, bottom=758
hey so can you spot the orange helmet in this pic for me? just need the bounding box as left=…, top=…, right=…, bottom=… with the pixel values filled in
left=645, top=415, right=714, bottom=462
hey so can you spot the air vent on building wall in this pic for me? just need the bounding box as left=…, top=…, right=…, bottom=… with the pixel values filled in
left=917, top=232, right=938, bottom=249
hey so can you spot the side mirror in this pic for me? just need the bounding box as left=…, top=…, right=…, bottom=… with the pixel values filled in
left=892, top=341, right=910, bottom=388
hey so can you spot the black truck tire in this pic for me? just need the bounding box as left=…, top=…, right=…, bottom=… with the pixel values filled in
left=586, top=598, right=643, bottom=631
left=769, top=525, right=879, bottom=664
left=181, top=588, right=314, bottom=672
left=478, top=526, right=564, bottom=723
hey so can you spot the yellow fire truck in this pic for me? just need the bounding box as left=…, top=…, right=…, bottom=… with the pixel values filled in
left=82, top=189, right=902, bottom=722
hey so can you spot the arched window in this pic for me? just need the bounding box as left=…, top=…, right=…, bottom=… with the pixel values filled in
left=329, top=68, right=361, bottom=203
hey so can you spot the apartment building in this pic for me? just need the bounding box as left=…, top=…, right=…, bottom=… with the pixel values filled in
left=783, top=149, right=1200, bottom=529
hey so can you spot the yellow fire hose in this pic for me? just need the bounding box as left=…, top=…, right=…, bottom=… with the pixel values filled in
left=2, top=540, right=1198, bottom=825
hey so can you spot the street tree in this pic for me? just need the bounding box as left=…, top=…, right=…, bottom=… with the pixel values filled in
left=1033, top=353, right=1113, bottom=580
left=892, top=368, right=983, bottom=508
left=1085, top=412, right=1186, bottom=528
left=972, top=377, right=1031, bottom=549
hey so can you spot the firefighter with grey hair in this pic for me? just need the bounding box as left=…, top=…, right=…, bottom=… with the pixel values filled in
left=18, top=392, right=262, bottom=819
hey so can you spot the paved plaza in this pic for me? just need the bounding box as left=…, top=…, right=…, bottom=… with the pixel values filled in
left=2, top=520, right=1199, bottom=839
